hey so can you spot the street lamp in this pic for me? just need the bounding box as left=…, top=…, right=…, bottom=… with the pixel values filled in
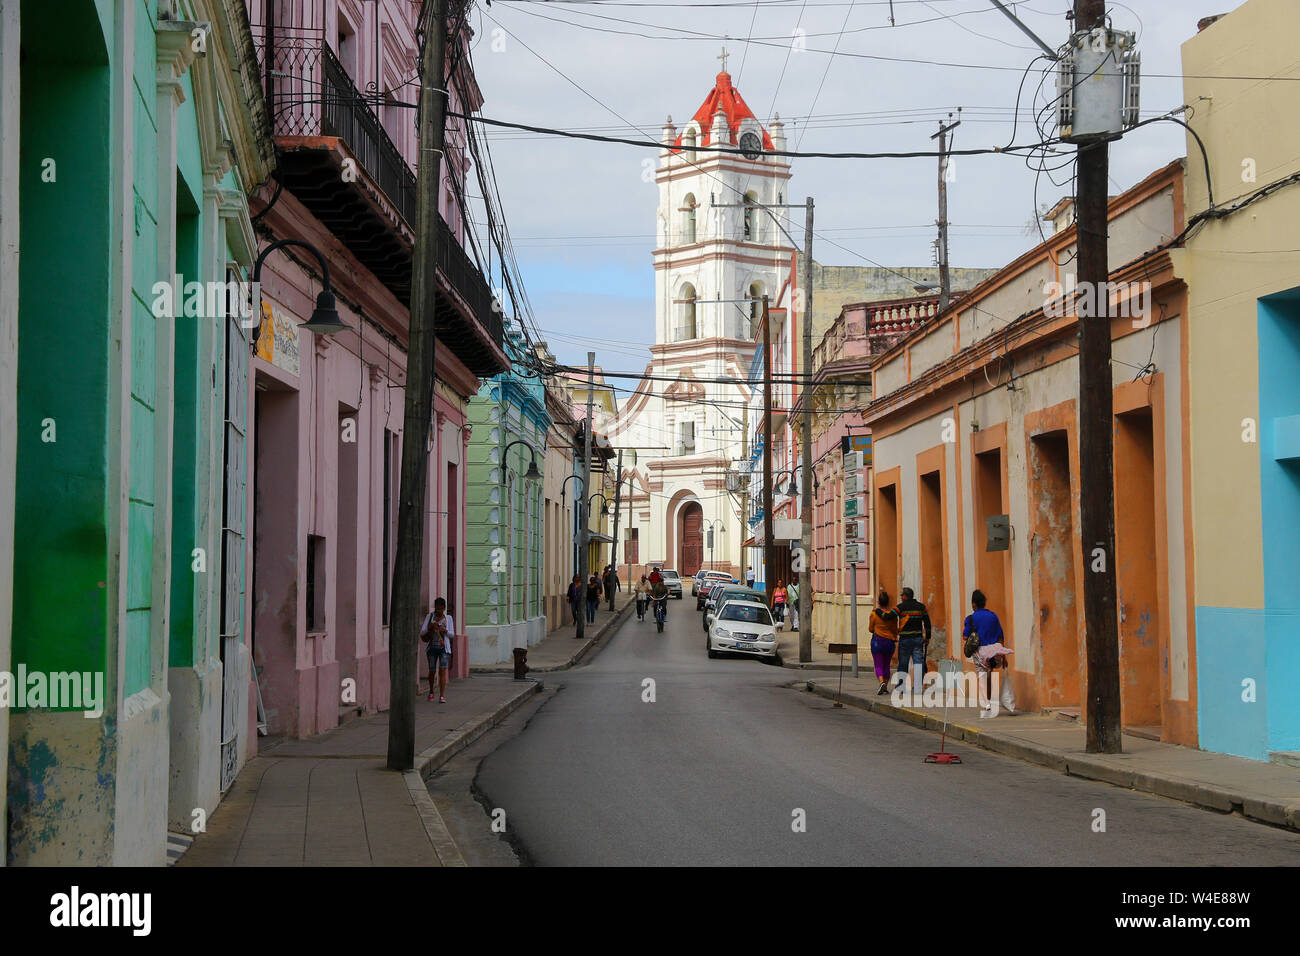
left=251, top=238, right=347, bottom=348
left=559, top=474, right=585, bottom=577
left=703, top=519, right=726, bottom=573
left=501, top=439, right=542, bottom=483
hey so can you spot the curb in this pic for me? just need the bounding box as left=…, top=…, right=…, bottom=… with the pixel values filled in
left=474, top=598, right=637, bottom=674
left=414, top=680, right=543, bottom=781
left=404, top=769, right=467, bottom=867
left=405, top=679, right=546, bottom=866
left=567, top=597, right=637, bottom=668
left=799, top=679, right=1300, bottom=834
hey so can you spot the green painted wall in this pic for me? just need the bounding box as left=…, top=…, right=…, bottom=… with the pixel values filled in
left=465, top=385, right=546, bottom=628
left=13, top=7, right=114, bottom=683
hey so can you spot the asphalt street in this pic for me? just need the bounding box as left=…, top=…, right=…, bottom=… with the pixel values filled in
left=475, top=598, right=1300, bottom=866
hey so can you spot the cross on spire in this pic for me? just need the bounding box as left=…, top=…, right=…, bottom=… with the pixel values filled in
left=717, top=45, right=729, bottom=73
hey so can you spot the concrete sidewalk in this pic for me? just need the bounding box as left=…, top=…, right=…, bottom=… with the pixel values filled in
left=778, top=632, right=1300, bottom=834
left=178, top=673, right=541, bottom=867
left=180, top=598, right=636, bottom=866
left=475, top=592, right=636, bottom=673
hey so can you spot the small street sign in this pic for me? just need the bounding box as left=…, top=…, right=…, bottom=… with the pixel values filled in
left=844, top=474, right=866, bottom=495
left=844, top=519, right=865, bottom=541
left=844, top=496, right=863, bottom=518
left=845, top=542, right=867, bottom=563
left=844, top=450, right=865, bottom=472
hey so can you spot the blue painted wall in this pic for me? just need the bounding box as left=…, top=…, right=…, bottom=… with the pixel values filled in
left=1199, top=290, right=1300, bottom=760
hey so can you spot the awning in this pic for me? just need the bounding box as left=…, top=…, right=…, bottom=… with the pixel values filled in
left=587, top=532, right=614, bottom=544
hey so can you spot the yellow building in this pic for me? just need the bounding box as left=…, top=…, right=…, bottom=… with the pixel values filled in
left=1174, top=0, right=1300, bottom=760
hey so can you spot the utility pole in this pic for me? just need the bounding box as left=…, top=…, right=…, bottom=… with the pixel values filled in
left=931, top=111, right=960, bottom=314
left=1073, top=0, right=1122, bottom=754
left=762, top=295, right=774, bottom=613
left=576, top=352, right=595, bottom=639
left=741, top=402, right=749, bottom=583
left=609, top=448, right=623, bottom=611
left=798, top=199, right=814, bottom=663
left=388, top=0, right=448, bottom=772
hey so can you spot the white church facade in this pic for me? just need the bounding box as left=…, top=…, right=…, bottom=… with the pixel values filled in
left=610, top=63, right=796, bottom=581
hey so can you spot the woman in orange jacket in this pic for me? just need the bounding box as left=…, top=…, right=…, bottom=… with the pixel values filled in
left=868, top=590, right=901, bottom=695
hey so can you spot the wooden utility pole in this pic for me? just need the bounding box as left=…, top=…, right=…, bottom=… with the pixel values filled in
left=576, top=352, right=595, bottom=639
left=931, top=111, right=960, bottom=314
left=762, top=295, right=774, bottom=612
left=797, top=199, right=814, bottom=662
left=1074, top=0, right=1122, bottom=754
left=388, top=0, right=448, bottom=771
left=609, top=448, right=623, bottom=611
left=741, top=402, right=750, bottom=583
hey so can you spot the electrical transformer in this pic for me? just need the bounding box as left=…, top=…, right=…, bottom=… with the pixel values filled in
left=1057, top=26, right=1140, bottom=143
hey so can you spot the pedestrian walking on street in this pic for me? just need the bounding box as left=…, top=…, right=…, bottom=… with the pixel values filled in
left=787, top=579, right=800, bottom=631
left=586, top=574, right=601, bottom=623
left=896, top=586, right=933, bottom=693
left=868, top=590, right=901, bottom=695
left=962, top=589, right=1014, bottom=714
left=420, top=597, right=454, bottom=703
left=772, top=580, right=788, bottom=628
left=634, top=575, right=651, bottom=621
left=745, top=567, right=756, bottom=589
left=567, top=574, right=583, bottom=626
left=603, top=565, right=620, bottom=609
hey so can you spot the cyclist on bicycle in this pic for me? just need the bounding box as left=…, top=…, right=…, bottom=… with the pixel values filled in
left=648, top=567, right=668, bottom=623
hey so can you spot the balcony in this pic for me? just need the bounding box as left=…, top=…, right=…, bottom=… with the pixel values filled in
left=253, top=25, right=506, bottom=376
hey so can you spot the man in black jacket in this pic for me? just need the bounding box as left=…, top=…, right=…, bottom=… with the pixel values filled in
left=896, top=587, right=933, bottom=694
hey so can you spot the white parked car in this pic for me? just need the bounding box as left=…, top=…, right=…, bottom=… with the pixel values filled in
left=707, top=600, right=779, bottom=661
left=703, top=585, right=764, bottom=632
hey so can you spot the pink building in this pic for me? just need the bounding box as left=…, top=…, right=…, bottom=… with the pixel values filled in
left=796, top=295, right=943, bottom=646
left=245, top=0, right=506, bottom=738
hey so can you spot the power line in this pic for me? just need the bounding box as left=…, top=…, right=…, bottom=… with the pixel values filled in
left=451, top=110, right=1060, bottom=158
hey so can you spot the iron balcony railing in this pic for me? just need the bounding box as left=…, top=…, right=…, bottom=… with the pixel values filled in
left=253, top=25, right=501, bottom=352
left=317, top=42, right=418, bottom=226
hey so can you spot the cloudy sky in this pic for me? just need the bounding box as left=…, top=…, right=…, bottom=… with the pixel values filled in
left=462, top=0, right=1239, bottom=368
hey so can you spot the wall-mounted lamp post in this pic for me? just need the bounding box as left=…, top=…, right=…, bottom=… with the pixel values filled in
left=560, top=473, right=584, bottom=577
left=501, top=439, right=542, bottom=483
left=251, top=238, right=347, bottom=351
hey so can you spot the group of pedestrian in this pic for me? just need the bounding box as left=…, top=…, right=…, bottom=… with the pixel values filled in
left=566, top=565, right=623, bottom=625
left=866, top=586, right=1013, bottom=712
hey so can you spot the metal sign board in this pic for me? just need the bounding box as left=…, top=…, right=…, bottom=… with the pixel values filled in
left=844, top=519, right=865, bottom=541
left=986, top=514, right=1010, bottom=552
left=828, top=643, right=857, bottom=655
left=844, top=474, right=865, bottom=496
left=844, top=496, right=863, bottom=518
left=845, top=542, right=867, bottom=564
left=844, top=450, right=865, bottom=472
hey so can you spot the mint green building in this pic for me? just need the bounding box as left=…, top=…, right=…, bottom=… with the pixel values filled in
left=464, top=331, right=551, bottom=665
left=2, top=0, right=273, bottom=864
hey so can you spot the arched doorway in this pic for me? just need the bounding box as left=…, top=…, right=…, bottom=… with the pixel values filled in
left=678, top=501, right=703, bottom=576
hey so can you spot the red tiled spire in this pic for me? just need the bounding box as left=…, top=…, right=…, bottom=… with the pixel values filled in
left=672, top=71, right=774, bottom=152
